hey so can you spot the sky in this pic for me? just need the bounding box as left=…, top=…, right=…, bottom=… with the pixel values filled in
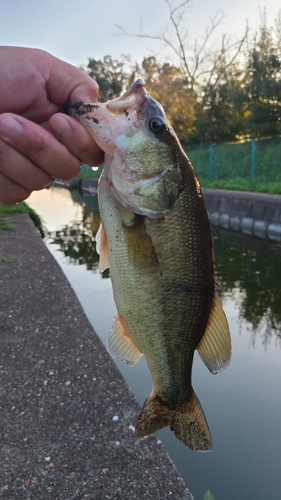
left=1, top=0, right=280, bottom=69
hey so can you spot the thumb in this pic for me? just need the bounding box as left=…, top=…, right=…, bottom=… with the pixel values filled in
left=45, top=53, right=99, bottom=104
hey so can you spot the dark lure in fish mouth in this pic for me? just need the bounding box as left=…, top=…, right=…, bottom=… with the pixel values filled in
left=63, top=101, right=100, bottom=116
left=64, top=79, right=148, bottom=119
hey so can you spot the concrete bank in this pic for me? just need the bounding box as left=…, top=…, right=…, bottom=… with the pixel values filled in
left=63, top=179, right=281, bottom=241
left=203, top=189, right=281, bottom=241
left=0, top=215, right=192, bottom=500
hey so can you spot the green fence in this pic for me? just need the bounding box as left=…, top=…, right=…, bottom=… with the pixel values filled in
left=185, top=136, right=281, bottom=192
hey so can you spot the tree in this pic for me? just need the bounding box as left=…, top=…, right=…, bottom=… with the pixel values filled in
left=135, top=56, right=197, bottom=143
left=244, top=11, right=281, bottom=136
left=192, top=65, right=247, bottom=142
left=85, top=55, right=130, bottom=102
left=83, top=54, right=197, bottom=144
left=116, top=0, right=248, bottom=90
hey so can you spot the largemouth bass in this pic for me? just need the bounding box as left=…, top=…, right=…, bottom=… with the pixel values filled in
left=66, top=79, right=231, bottom=451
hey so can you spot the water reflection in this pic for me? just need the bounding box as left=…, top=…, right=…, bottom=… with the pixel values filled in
left=27, top=187, right=281, bottom=500
left=48, top=191, right=109, bottom=278
left=213, top=227, right=281, bottom=348
left=50, top=206, right=100, bottom=270
left=48, top=188, right=281, bottom=349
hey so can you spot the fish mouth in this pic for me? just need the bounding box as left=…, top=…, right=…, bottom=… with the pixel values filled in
left=63, top=101, right=101, bottom=116
left=64, top=79, right=147, bottom=118
left=63, top=80, right=150, bottom=159
left=106, top=78, right=147, bottom=113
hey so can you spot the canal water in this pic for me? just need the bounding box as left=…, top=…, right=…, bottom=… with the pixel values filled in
left=27, top=187, right=281, bottom=500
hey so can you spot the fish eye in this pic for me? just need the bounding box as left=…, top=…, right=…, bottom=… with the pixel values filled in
left=148, top=117, right=165, bottom=134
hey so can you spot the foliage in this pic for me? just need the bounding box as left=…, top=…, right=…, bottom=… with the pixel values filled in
left=0, top=218, right=13, bottom=230
left=186, top=136, right=281, bottom=191
left=244, top=10, right=281, bottom=136
left=136, top=56, right=197, bottom=142
left=85, top=55, right=130, bottom=102
left=0, top=202, right=44, bottom=237
left=78, top=164, right=103, bottom=179
left=80, top=7, right=281, bottom=147
left=192, top=10, right=281, bottom=142
left=191, top=65, right=247, bottom=142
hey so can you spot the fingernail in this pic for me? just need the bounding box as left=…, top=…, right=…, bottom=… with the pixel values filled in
left=0, top=116, right=23, bottom=140
left=43, top=176, right=55, bottom=190
left=23, top=191, right=31, bottom=201
left=14, top=191, right=30, bottom=205
left=51, top=115, right=72, bottom=137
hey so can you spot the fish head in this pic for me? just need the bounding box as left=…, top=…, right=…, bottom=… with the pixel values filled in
left=66, top=79, right=184, bottom=217
left=65, top=79, right=146, bottom=157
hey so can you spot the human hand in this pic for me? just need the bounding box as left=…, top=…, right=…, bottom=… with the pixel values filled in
left=0, top=46, right=104, bottom=205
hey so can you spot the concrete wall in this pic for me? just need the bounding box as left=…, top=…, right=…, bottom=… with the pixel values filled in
left=55, top=179, right=281, bottom=242
left=203, top=189, right=281, bottom=241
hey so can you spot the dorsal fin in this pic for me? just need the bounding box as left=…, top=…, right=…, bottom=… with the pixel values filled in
left=197, top=295, right=231, bottom=374
left=107, top=314, right=142, bottom=366
left=95, top=223, right=109, bottom=272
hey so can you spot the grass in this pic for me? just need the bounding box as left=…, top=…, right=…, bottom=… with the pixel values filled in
left=0, top=218, right=14, bottom=230
left=200, top=178, right=281, bottom=194
left=0, top=202, right=44, bottom=237
left=78, top=164, right=103, bottom=179
left=186, top=136, right=281, bottom=193
left=78, top=138, right=281, bottom=194
left=0, top=257, right=15, bottom=263
left=0, top=201, right=44, bottom=263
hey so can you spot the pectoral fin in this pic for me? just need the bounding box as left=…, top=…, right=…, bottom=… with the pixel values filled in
left=95, top=223, right=109, bottom=272
left=107, top=314, right=142, bottom=366
left=197, top=295, right=231, bottom=374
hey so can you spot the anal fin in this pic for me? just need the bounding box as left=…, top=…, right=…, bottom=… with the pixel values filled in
left=95, top=223, right=109, bottom=272
left=107, top=314, right=142, bottom=366
left=197, top=295, right=231, bottom=374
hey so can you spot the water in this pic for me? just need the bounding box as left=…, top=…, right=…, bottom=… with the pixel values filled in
left=28, top=187, right=281, bottom=500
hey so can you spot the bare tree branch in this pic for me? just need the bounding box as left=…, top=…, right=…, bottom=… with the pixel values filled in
left=115, top=0, right=248, bottom=90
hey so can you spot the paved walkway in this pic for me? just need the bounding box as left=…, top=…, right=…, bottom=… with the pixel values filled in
left=0, top=214, right=193, bottom=500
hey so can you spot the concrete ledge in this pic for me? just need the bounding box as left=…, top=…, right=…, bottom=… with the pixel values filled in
left=203, top=189, right=281, bottom=241
left=0, top=215, right=192, bottom=500
left=268, top=223, right=281, bottom=241
left=56, top=179, right=281, bottom=241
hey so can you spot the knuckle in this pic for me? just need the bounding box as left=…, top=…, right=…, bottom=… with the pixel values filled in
left=1, top=185, right=30, bottom=205
left=29, top=132, right=50, bottom=156
left=10, top=185, right=29, bottom=204
left=0, top=138, right=11, bottom=157
left=30, top=171, right=51, bottom=191
left=60, top=159, right=80, bottom=181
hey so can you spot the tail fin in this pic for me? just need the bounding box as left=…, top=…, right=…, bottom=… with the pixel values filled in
left=135, top=390, right=211, bottom=451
